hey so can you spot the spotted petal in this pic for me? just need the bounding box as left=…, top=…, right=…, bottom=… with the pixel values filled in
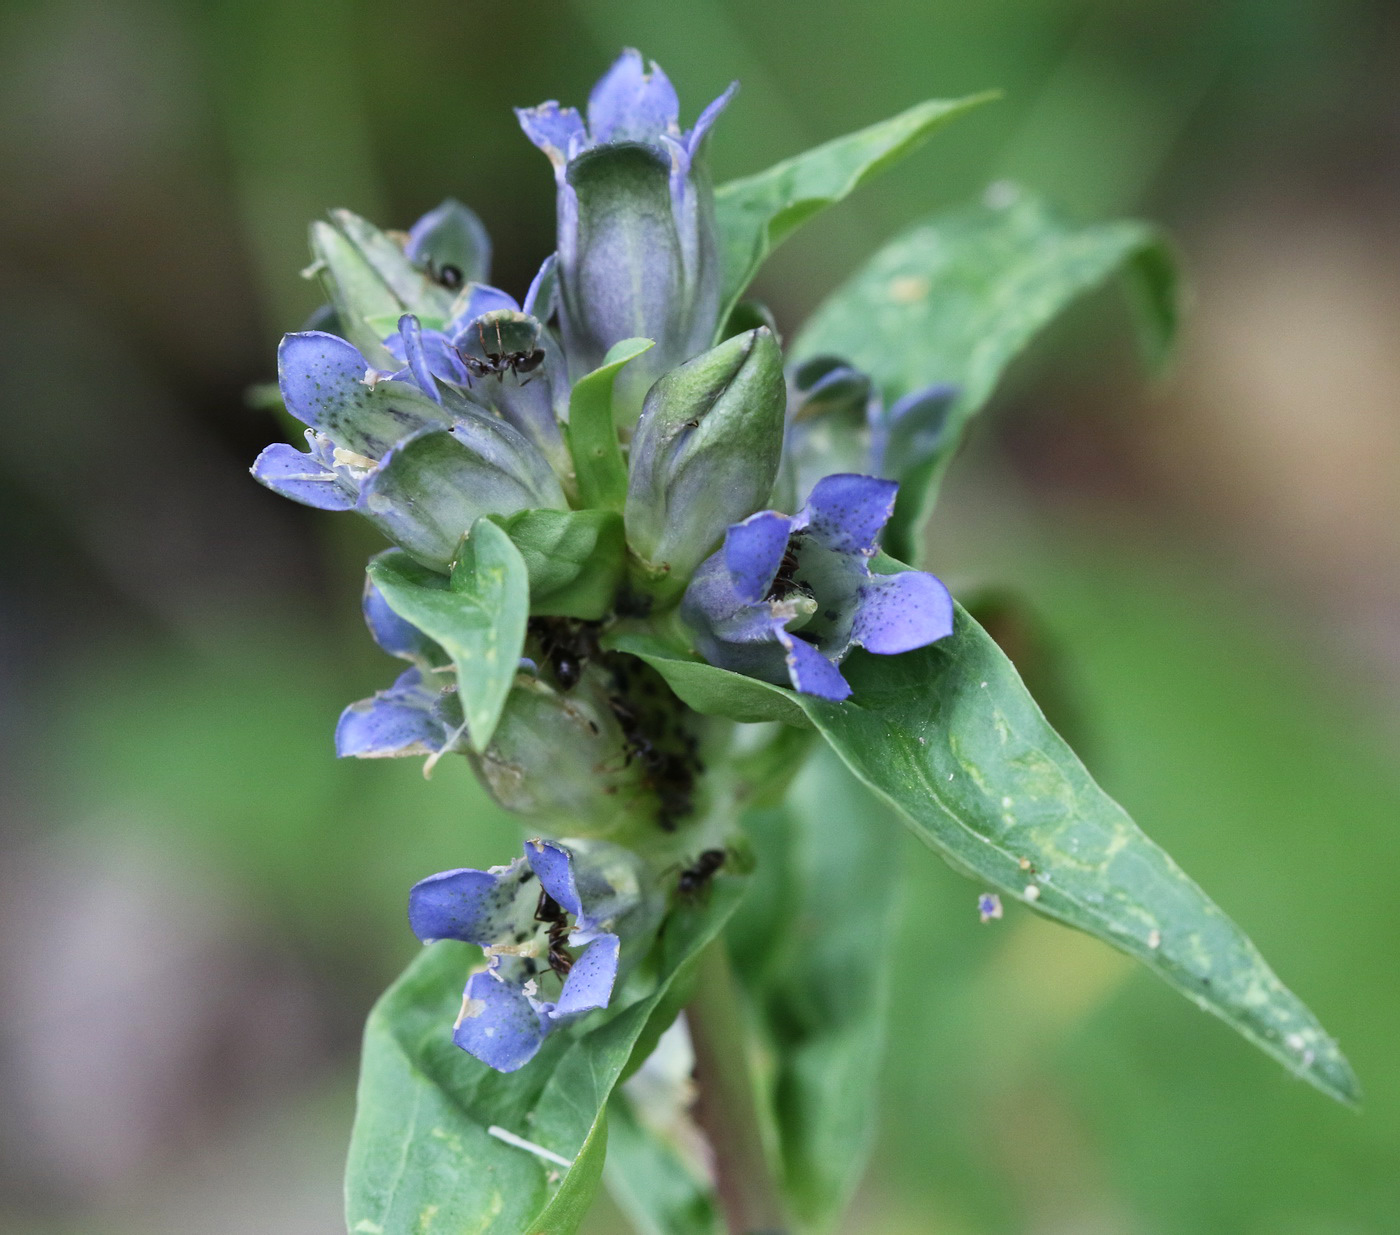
left=854, top=569, right=954, bottom=655
left=796, top=472, right=898, bottom=555
left=453, top=963, right=547, bottom=1073
left=407, top=858, right=537, bottom=947
left=250, top=440, right=356, bottom=511
left=549, top=934, right=620, bottom=1019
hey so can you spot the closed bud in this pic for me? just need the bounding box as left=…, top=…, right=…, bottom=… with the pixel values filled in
left=624, top=327, right=786, bottom=590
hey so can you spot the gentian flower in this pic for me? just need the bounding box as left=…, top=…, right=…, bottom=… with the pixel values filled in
left=251, top=330, right=567, bottom=572
left=517, top=49, right=737, bottom=415
left=408, top=838, right=650, bottom=1072
left=680, top=473, right=954, bottom=701
left=778, top=354, right=959, bottom=512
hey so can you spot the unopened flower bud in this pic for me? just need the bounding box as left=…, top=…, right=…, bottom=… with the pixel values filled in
left=625, top=327, right=786, bottom=590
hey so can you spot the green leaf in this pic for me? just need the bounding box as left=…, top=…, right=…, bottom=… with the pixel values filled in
left=727, top=746, right=905, bottom=1230
left=367, top=521, right=529, bottom=753
left=794, top=186, right=1179, bottom=561
left=493, top=508, right=626, bottom=621
left=345, top=869, right=747, bottom=1235
left=604, top=1094, right=723, bottom=1235
left=645, top=602, right=1357, bottom=1105
left=713, top=94, right=998, bottom=319
left=806, top=605, right=1358, bottom=1105
left=527, top=1113, right=608, bottom=1235
left=565, top=337, right=654, bottom=511
left=604, top=632, right=812, bottom=729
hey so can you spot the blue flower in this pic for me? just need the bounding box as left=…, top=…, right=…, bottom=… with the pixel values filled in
left=779, top=354, right=959, bottom=509
left=680, top=473, right=954, bottom=701
left=408, top=839, right=647, bottom=1072
left=251, top=330, right=567, bottom=572
left=381, top=266, right=571, bottom=482
left=517, top=49, right=737, bottom=416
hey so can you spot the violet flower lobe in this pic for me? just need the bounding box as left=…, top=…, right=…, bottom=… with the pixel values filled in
left=517, top=49, right=736, bottom=415
left=408, top=839, right=647, bottom=1072
left=680, top=473, right=954, bottom=701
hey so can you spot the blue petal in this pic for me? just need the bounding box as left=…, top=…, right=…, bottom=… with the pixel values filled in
left=524, top=839, right=640, bottom=936
left=397, top=315, right=443, bottom=404
left=277, top=331, right=443, bottom=458
left=362, top=575, right=443, bottom=663
left=549, top=934, right=619, bottom=1019
left=779, top=632, right=852, bottom=701
left=407, top=858, right=536, bottom=946
left=797, top=473, right=898, bottom=555
left=453, top=965, right=547, bottom=1072
left=723, top=511, right=791, bottom=604
left=335, top=667, right=446, bottom=758
left=685, top=81, right=738, bottom=156
left=250, top=441, right=356, bottom=511
left=278, top=331, right=367, bottom=429
left=522, top=254, right=558, bottom=321
left=525, top=839, right=581, bottom=918
left=515, top=102, right=586, bottom=171
left=853, top=569, right=955, bottom=655
left=587, top=49, right=679, bottom=144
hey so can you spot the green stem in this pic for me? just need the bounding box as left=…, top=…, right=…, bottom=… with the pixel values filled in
left=686, top=942, right=788, bottom=1235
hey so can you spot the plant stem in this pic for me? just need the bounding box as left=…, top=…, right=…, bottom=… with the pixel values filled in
left=686, top=941, right=788, bottom=1235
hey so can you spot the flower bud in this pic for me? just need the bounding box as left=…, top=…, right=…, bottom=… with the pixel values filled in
left=624, top=327, right=786, bottom=589
left=517, top=50, right=736, bottom=420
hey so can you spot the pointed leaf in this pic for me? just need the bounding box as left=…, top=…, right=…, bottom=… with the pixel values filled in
left=714, top=94, right=997, bottom=318
left=802, top=605, right=1358, bottom=1105
left=794, top=186, right=1180, bottom=560
left=367, top=523, right=529, bottom=753
left=629, top=603, right=1357, bottom=1104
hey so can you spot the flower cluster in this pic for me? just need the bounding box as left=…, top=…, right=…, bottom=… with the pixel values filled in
left=250, top=51, right=955, bottom=1071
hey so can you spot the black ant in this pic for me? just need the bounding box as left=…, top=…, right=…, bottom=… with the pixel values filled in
left=461, top=317, right=546, bottom=384
left=677, top=849, right=727, bottom=897
left=531, top=618, right=600, bottom=692
left=765, top=532, right=813, bottom=601
left=425, top=260, right=464, bottom=291
left=533, top=890, right=574, bottom=979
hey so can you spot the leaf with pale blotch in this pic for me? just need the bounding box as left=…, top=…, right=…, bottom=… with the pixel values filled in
left=621, top=607, right=1357, bottom=1105
left=794, top=186, right=1179, bottom=561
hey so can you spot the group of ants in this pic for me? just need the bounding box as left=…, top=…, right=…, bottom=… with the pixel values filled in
left=527, top=616, right=730, bottom=984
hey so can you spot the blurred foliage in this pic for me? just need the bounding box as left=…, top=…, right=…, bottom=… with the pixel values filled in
left=3, top=0, right=1399, bottom=1230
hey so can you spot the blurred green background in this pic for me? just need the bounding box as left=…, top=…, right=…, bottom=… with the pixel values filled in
left=2, top=0, right=1397, bottom=1231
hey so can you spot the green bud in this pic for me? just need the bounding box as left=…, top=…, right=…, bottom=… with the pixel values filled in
left=623, top=327, right=786, bottom=592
